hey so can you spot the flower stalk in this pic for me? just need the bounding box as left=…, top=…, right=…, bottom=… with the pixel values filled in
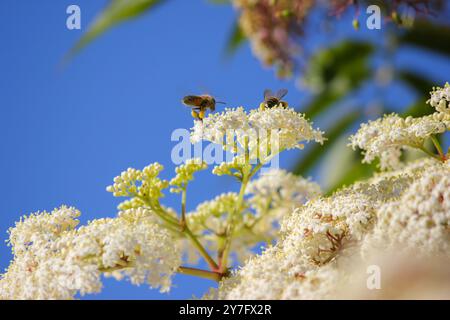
left=183, top=227, right=220, bottom=272
left=180, top=187, right=187, bottom=231
left=431, top=136, right=447, bottom=161
left=177, top=266, right=223, bottom=282
left=219, top=165, right=251, bottom=273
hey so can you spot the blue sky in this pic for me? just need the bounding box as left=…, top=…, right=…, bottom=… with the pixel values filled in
left=0, top=1, right=449, bottom=299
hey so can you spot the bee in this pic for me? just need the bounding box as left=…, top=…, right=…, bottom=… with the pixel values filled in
left=260, top=89, right=288, bottom=110
left=182, top=94, right=225, bottom=120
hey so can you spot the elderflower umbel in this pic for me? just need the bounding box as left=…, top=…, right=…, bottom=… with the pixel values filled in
left=191, top=106, right=324, bottom=164
left=0, top=206, right=181, bottom=299
left=350, top=84, right=450, bottom=170
left=349, top=113, right=449, bottom=170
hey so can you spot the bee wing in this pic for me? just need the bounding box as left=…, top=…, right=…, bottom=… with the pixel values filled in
left=264, top=89, right=273, bottom=100
left=276, top=89, right=288, bottom=99
left=184, top=105, right=201, bottom=110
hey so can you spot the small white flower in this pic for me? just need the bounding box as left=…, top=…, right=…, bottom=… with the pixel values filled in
left=191, top=106, right=324, bottom=162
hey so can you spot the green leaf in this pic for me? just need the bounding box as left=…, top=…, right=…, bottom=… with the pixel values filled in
left=400, top=19, right=450, bottom=57
left=401, top=100, right=437, bottom=118
left=301, top=41, right=373, bottom=119
left=69, top=0, right=164, bottom=57
left=325, top=159, right=376, bottom=195
left=398, top=70, right=435, bottom=95
left=292, top=111, right=361, bottom=176
left=302, top=82, right=365, bottom=120
left=302, top=41, right=373, bottom=91
left=320, top=135, right=357, bottom=190
left=398, top=70, right=436, bottom=117
left=223, top=21, right=246, bottom=58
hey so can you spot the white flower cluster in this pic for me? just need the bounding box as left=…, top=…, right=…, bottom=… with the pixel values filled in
left=3, top=87, right=449, bottom=300
left=364, top=162, right=450, bottom=255
left=350, top=83, right=450, bottom=170
left=428, top=82, right=450, bottom=113
left=246, top=169, right=321, bottom=240
left=191, top=106, right=324, bottom=163
left=349, top=113, right=449, bottom=170
left=210, top=159, right=450, bottom=299
left=0, top=206, right=181, bottom=299
left=186, top=169, right=320, bottom=263
left=247, top=169, right=321, bottom=209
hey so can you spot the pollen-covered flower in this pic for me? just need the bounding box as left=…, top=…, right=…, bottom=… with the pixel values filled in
left=248, top=106, right=325, bottom=151
left=0, top=206, right=181, bottom=299
left=190, top=107, right=250, bottom=146
left=191, top=106, right=324, bottom=164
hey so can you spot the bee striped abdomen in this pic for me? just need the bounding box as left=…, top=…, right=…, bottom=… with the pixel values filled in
left=182, top=94, right=220, bottom=120
left=183, top=96, right=203, bottom=106
left=266, top=97, right=279, bottom=108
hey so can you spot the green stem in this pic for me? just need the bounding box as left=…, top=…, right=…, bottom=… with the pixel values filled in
left=184, top=227, right=219, bottom=271
left=138, top=196, right=180, bottom=227
left=139, top=194, right=219, bottom=272
left=418, top=145, right=442, bottom=161
left=219, top=168, right=250, bottom=273
left=249, top=162, right=264, bottom=179
left=177, top=266, right=223, bottom=282
left=178, top=185, right=219, bottom=271
left=180, top=187, right=187, bottom=230
left=430, top=136, right=447, bottom=161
